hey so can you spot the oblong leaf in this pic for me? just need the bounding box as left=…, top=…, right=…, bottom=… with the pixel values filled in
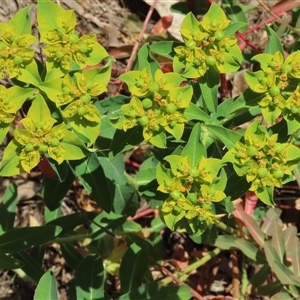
left=75, top=254, right=105, bottom=300
left=234, top=203, right=264, bottom=247
left=34, top=267, right=59, bottom=300
left=69, top=153, right=114, bottom=212
left=206, top=125, right=242, bottom=150
left=0, top=225, right=62, bottom=253
left=0, top=183, right=18, bottom=235
left=182, top=123, right=206, bottom=167
left=0, top=250, right=24, bottom=269
left=120, top=242, right=148, bottom=294
left=13, top=251, right=44, bottom=282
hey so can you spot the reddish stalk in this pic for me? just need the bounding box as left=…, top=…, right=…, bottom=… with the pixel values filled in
left=127, top=207, right=155, bottom=221
left=235, top=32, right=262, bottom=53
left=244, top=191, right=258, bottom=216
left=158, top=264, right=204, bottom=300
left=231, top=251, right=240, bottom=299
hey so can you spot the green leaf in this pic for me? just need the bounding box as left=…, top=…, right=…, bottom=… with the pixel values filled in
left=98, top=154, right=138, bottom=216
left=137, top=43, right=160, bottom=79
left=234, top=203, right=264, bottom=247
left=135, top=156, right=159, bottom=188
left=37, top=78, right=63, bottom=103
left=0, top=225, right=62, bottom=253
left=0, top=139, right=23, bottom=176
left=18, top=59, right=41, bottom=85
left=264, top=241, right=300, bottom=286
left=29, top=94, right=52, bottom=120
left=89, top=211, right=126, bottom=240
left=68, top=114, right=100, bottom=146
left=214, top=235, right=236, bottom=249
left=206, top=125, right=242, bottom=149
left=261, top=207, right=282, bottom=235
left=9, top=86, right=35, bottom=110
left=184, top=102, right=210, bottom=122
left=234, top=238, right=266, bottom=263
left=257, top=281, right=282, bottom=296
left=37, top=0, right=65, bottom=36
left=42, top=168, right=76, bottom=211
left=0, top=183, right=18, bottom=235
left=120, top=242, right=149, bottom=294
left=289, top=235, right=300, bottom=277
left=69, top=153, right=114, bottom=212
left=182, top=123, right=206, bottom=167
left=29, top=245, right=45, bottom=266
left=13, top=251, right=44, bottom=282
left=271, top=292, right=295, bottom=300
left=271, top=220, right=285, bottom=263
left=44, top=206, right=62, bottom=223
left=250, top=264, right=271, bottom=287
left=199, top=70, right=220, bottom=113
left=284, top=225, right=297, bottom=261
left=255, top=186, right=274, bottom=206
left=111, top=126, right=144, bottom=155
left=264, top=25, right=284, bottom=56
left=8, top=5, right=34, bottom=35
left=47, top=213, right=94, bottom=236
left=61, top=242, right=83, bottom=270
left=61, top=130, right=88, bottom=160
left=222, top=0, right=248, bottom=24
left=0, top=250, right=24, bottom=269
left=225, top=21, right=248, bottom=35
left=0, top=125, right=9, bottom=145
left=34, top=267, right=59, bottom=300
left=150, top=41, right=179, bottom=60
left=75, top=254, right=105, bottom=300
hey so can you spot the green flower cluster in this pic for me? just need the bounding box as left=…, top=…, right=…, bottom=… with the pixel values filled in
left=246, top=51, right=300, bottom=133
left=39, top=9, right=108, bottom=74
left=0, top=94, right=87, bottom=176
left=173, top=3, right=242, bottom=78
left=114, top=68, right=193, bottom=148
left=42, top=11, right=94, bottom=70
left=0, top=23, right=36, bottom=78
left=156, top=154, right=226, bottom=234
left=224, top=120, right=300, bottom=205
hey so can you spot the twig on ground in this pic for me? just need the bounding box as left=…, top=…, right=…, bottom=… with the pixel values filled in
left=158, top=264, right=204, bottom=300
left=124, top=0, right=159, bottom=70
left=116, top=0, right=159, bottom=94
left=231, top=250, right=240, bottom=300
left=257, top=0, right=300, bottom=36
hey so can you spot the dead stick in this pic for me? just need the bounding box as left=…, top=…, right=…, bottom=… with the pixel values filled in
left=158, top=265, right=204, bottom=300
left=115, top=0, right=159, bottom=94
left=257, top=0, right=300, bottom=36
left=125, top=0, right=158, bottom=73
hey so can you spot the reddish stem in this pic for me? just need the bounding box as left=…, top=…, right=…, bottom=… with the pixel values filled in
left=244, top=191, right=258, bottom=215
left=236, top=32, right=262, bottom=53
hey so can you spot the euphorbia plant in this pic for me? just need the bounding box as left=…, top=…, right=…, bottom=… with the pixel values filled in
left=0, top=1, right=300, bottom=299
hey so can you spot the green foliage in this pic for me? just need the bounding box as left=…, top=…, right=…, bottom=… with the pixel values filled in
left=0, top=1, right=299, bottom=299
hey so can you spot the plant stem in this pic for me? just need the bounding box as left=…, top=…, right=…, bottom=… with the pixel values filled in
left=231, top=250, right=240, bottom=299
left=240, top=253, right=248, bottom=300
left=160, top=247, right=221, bottom=285
left=216, top=221, right=240, bottom=236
